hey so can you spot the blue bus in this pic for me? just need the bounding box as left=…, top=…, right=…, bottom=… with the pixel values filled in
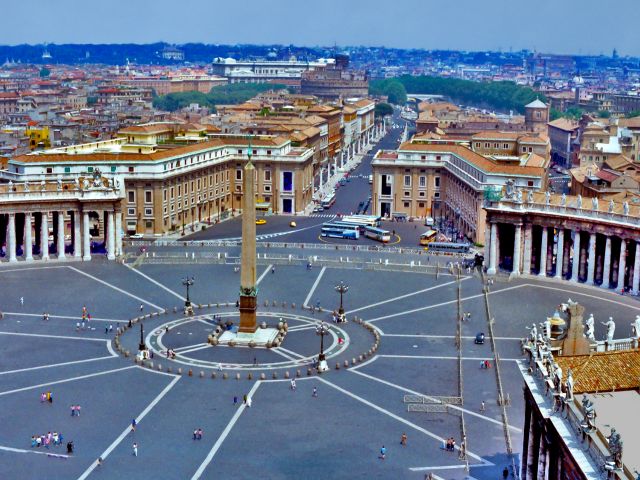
left=425, top=242, right=470, bottom=254
left=364, top=226, right=391, bottom=243
left=321, top=226, right=359, bottom=239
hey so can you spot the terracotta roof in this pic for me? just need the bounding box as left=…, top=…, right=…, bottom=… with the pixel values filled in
left=0, top=92, right=19, bottom=99
left=472, top=131, right=521, bottom=141
left=605, top=155, right=635, bottom=171
left=556, top=350, right=640, bottom=394
left=619, top=116, right=640, bottom=129
left=348, top=99, right=374, bottom=108
left=548, top=118, right=579, bottom=132
left=596, top=169, right=620, bottom=182
left=119, top=124, right=173, bottom=134
left=397, top=142, right=545, bottom=176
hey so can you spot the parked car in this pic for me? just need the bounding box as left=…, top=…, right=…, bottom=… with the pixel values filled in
left=475, top=333, right=485, bottom=345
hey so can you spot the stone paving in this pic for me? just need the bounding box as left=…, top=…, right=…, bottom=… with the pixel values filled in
left=1, top=256, right=639, bottom=479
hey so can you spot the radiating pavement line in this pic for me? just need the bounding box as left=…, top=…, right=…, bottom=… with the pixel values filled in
left=124, top=263, right=186, bottom=301
left=67, top=266, right=164, bottom=312
left=76, top=375, right=181, bottom=480
left=0, top=331, right=110, bottom=342
left=0, top=355, right=117, bottom=376
left=256, top=264, right=273, bottom=285
left=0, top=365, right=136, bottom=397
left=316, top=376, right=491, bottom=464
left=2, top=312, right=128, bottom=323
left=349, top=367, right=522, bottom=433
left=0, top=444, right=69, bottom=457
left=303, top=266, right=326, bottom=307
left=346, top=278, right=466, bottom=315
left=190, top=381, right=261, bottom=479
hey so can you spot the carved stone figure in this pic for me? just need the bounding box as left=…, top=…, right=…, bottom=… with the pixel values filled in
left=545, top=190, right=551, bottom=205
left=601, top=317, right=616, bottom=342
left=608, top=427, right=623, bottom=467
left=632, top=315, right=640, bottom=339
left=7, top=180, right=13, bottom=193
left=527, top=189, right=534, bottom=203
left=585, top=313, right=595, bottom=341
left=57, top=178, right=62, bottom=191
left=23, top=180, right=30, bottom=192
left=74, top=178, right=80, bottom=190
left=561, top=193, right=566, bottom=206
left=592, top=196, right=599, bottom=211
left=527, top=323, right=537, bottom=342
left=609, top=199, right=615, bottom=213
left=577, top=194, right=583, bottom=209
left=40, top=180, right=46, bottom=192
left=581, top=394, right=596, bottom=431
left=565, top=368, right=574, bottom=401
left=92, top=168, right=103, bottom=187
left=623, top=201, right=629, bottom=216
left=505, top=179, right=515, bottom=199
left=516, top=189, right=522, bottom=203
left=541, top=317, right=552, bottom=340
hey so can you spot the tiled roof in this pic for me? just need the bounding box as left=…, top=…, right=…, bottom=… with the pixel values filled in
left=556, top=350, right=640, bottom=394
left=548, top=118, right=579, bottom=132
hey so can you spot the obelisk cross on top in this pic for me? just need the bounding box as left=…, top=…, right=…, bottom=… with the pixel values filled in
left=238, top=135, right=258, bottom=333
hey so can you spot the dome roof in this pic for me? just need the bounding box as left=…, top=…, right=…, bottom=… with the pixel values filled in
left=525, top=99, right=547, bottom=109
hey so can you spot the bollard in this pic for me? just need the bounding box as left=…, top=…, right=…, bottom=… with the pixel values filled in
left=211, top=372, right=216, bottom=379
left=177, top=368, right=183, bottom=375
left=296, top=370, right=301, bottom=377
left=272, top=300, right=277, bottom=307
left=284, top=371, right=290, bottom=379
left=292, top=303, right=296, bottom=309
left=247, top=372, right=253, bottom=380
left=307, top=368, right=312, bottom=376
left=222, top=373, right=228, bottom=380
left=272, top=372, right=278, bottom=379
left=335, top=363, right=340, bottom=370
left=167, top=366, right=172, bottom=373
left=236, top=373, right=241, bottom=380
left=344, top=360, right=349, bottom=368
left=157, top=364, right=162, bottom=371
left=188, top=368, right=194, bottom=376
left=352, top=358, right=357, bottom=365
left=148, top=361, right=154, bottom=369
left=199, top=371, right=204, bottom=378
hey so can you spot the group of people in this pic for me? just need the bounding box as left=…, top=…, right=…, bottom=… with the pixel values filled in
left=104, top=324, right=114, bottom=334
left=70, top=404, right=82, bottom=416
left=42, top=312, right=50, bottom=321
left=40, top=391, right=53, bottom=404
left=460, top=312, right=471, bottom=322
left=443, top=437, right=456, bottom=451
left=480, top=360, right=492, bottom=369
left=192, top=428, right=204, bottom=440
left=31, top=432, right=66, bottom=449
left=165, top=349, right=176, bottom=359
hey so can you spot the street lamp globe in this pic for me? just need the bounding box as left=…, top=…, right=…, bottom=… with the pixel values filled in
left=334, top=280, right=349, bottom=321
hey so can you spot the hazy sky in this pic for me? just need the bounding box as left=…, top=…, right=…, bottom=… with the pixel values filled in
left=3, top=0, right=640, bottom=56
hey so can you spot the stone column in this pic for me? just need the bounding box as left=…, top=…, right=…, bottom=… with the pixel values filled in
left=539, top=226, right=548, bottom=277
left=602, top=236, right=611, bottom=288
left=41, top=212, right=49, bottom=261
left=587, top=232, right=597, bottom=285
left=555, top=229, right=564, bottom=279
left=115, top=211, right=123, bottom=256
left=82, top=211, right=91, bottom=261
left=57, top=211, right=66, bottom=260
left=633, top=241, right=640, bottom=296
left=617, top=239, right=627, bottom=291
left=24, top=213, right=33, bottom=262
left=7, top=213, right=17, bottom=263
left=523, top=224, right=532, bottom=275
left=73, top=211, right=81, bottom=258
left=239, top=158, right=258, bottom=333
left=562, top=232, right=571, bottom=275
left=511, top=223, right=522, bottom=277
left=571, top=230, right=581, bottom=282
left=487, top=222, right=498, bottom=275
left=106, top=211, right=115, bottom=260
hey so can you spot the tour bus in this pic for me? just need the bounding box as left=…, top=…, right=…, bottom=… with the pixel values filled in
left=364, top=226, right=391, bottom=243
left=419, top=230, right=438, bottom=246
left=424, top=242, right=470, bottom=254
left=321, top=224, right=359, bottom=240
left=321, top=194, right=336, bottom=209
left=340, top=215, right=381, bottom=228
left=323, top=222, right=360, bottom=237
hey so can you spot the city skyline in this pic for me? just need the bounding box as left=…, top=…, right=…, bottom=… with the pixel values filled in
left=3, top=0, right=640, bottom=57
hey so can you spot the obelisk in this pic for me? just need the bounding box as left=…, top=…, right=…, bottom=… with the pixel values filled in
left=238, top=148, right=258, bottom=333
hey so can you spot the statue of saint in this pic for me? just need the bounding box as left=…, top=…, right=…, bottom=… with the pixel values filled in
left=592, top=196, right=599, bottom=211
left=527, top=189, right=534, bottom=203
left=577, top=195, right=583, bottom=209
left=623, top=201, right=630, bottom=216
left=609, top=199, right=615, bottom=213
left=545, top=190, right=551, bottom=205
left=585, top=313, right=595, bottom=341
left=632, top=315, right=640, bottom=339
left=561, top=193, right=566, bottom=206
left=565, top=368, right=574, bottom=401
left=601, top=317, right=616, bottom=342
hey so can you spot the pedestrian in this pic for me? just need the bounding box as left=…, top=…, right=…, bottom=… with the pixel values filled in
left=271, top=266, right=275, bottom=274
left=503, top=466, right=509, bottom=479
left=131, top=418, right=136, bottom=432
left=400, top=433, right=407, bottom=446
left=379, top=445, right=386, bottom=460
left=243, top=394, right=247, bottom=405
left=290, top=379, right=296, bottom=391
left=312, top=387, right=318, bottom=397
left=246, top=396, right=252, bottom=408
left=105, top=326, right=109, bottom=334
left=66, top=441, right=73, bottom=454
left=109, top=324, right=113, bottom=332
left=193, top=429, right=198, bottom=440
left=253, top=357, right=257, bottom=366
left=197, top=428, right=203, bottom=440
left=70, top=405, right=75, bottom=416
left=480, top=401, right=485, bottom=412
left=140, top=304, right=144, bottom=313
left=97, top=457, right=103, bottom=467
left=20, top=296, right=24, bottom=306
left=233, top=396, right=238, bottom=405
left=480, top=360, right=485, bottom=369
left=132, top=442, right=138, bottom=457
left=47, top=391, right=53, bottom=404
left=40, top=392, right=46, bottom=403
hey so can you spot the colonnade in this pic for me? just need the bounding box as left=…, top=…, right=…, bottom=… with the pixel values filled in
left=1, top=209, right=123, bottom=263
left=487, top=220, right=640, bottom=294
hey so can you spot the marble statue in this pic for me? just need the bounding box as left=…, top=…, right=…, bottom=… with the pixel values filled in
left=40, top=180, right=46, bottom=192
left=554, top=363, right=563, bottom=391
left=7, top=180, right=13, bottom=192
left=561, top=193, right=566, bottom=206
left=565, top=368, right=574, bottom=401
left=609, top=199, right=615, bottom=213
left=577, top=195, right=583, bottom=209
left=74, top=178, right=80, bottom=190
left=527, top=323, right=537, bottom=342
left=545, top=190, right=551, bottom=205
left=541, top=317, right=552, bottom=340
left=57, top=178, right=62, bottom=191
left=601, top=317, right=616, bottom=342
left=23, top=180, right=29, bottom=192
left=516, top=189, right=522, bottom=203
left=527, top=189, right=534, bottom=203
left=505, top=179, right=515, bottom=199
left=92, top=168, right=102, bottom=187
left=632, top=315, right=640, bottom=338
left=585, top=314, right=595, bottom=341
left=592, top=196, right=599, bottom=211
left=608, top=427, right=623, bottom=467
left=581, top=394, right=596, bottom=431
left=624, top=201, right=629, bottom=216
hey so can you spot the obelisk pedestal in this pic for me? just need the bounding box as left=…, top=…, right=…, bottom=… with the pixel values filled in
left=238, top=158, right=258, bottom=333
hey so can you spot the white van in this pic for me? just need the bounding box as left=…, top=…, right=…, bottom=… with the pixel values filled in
left=425, top=217, right=435, bottom=227
left=368, top=175, right=373, bottom=184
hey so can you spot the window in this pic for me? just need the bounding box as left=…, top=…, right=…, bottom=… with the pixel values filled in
left=421, top=155, right=426, bottom=160
left=266, top=150, right=272, bottom=155
left=419, top=176, right=426, bottom=187
left=282, top=171, right=293, bottom=192
left=128, top=166, right=135, bottom=173
left=434, top=192, right=440, bottom=199
left=127, top=207, right=135, bottom=216
left=264, top=185, right=271, bottom=192
left=236, top=169, right=242, bottom=181
left=403, top=201, right=410, bottom=208
left=527, top=180, right=534, bottom=187
left=404, top=175, right=411, bottom=187
left=404, top=191, right=410, bottom=197
left=237, top=149, right=242, bottom=154
left=264, top=170, right=271, bottom=182
left=170, top=187, right=174, bottom=199
left=503, top=143, right=509, bottom=149
left=144, top=208, right=153, bottom=216
left=434, top=176, right=440, bottom=188
left=418, top=202, right=424, bottom=208
left=64, top=167, right=70, bottom=173
left=88, top=166, right=94, bottom=173
left=111, top=166, right=117, bottom=172
left=163, top=190, right=167, bottom=201
left=419, top=191, right=425, bottom=197
left=145, top=191, right=152, bottom=203
left=128, top=191, right=135, bottom=203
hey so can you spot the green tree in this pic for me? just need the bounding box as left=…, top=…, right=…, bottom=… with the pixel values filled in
left=596, top=110, right=611, bottom=118
left=39, top=67, right=50, bottom=78
left=369, top=79, right=407, bottom=105
left=626, top=110, right=640, bottom=119
left=375, top=102, right=393, bottom=117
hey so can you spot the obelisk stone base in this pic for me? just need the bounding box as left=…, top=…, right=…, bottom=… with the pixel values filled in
left=238, top=295, right=257, bottom=333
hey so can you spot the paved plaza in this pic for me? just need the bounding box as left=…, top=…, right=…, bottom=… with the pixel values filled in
left=1, top=253, right=639, bottom=479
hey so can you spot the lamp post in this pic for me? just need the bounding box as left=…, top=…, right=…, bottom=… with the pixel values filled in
left=335, top=280, right=349, bottom=321
left=138, top=322, right=146, bottom=351
left=182, top=276, right=194, bottom=310
left=315, top=321, right=331, bottom=372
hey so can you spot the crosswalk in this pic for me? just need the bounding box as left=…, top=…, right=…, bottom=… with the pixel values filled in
left=309, top=214, right=337, bottom=218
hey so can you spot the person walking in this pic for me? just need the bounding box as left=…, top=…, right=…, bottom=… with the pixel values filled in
left=140, top=304, right=144, bottom=313
left=233, top=396, right=238, bottom=405
left=271, top=266, right=275, bottom=274
left=290, top=379, right=296, bottom=391
left=379, top=445, right=386, bottom=460
left=503, top=467, right=509, bottom=479
left=246, top=396, right=252, bottom=408
left=400, top=433, right=407, bottom=446
left=132, top=442, right=138, bottom=457
left=480, top=401, right=485, bottom=412
left=312, top=387, right=318, bottom=397
left=193, top=429, right=198, bottom=440
left=243, top=394, right=247, bottom=405
left=20, top=296, right=24, bottom=306
left=131, top=419, right=136, bottom=432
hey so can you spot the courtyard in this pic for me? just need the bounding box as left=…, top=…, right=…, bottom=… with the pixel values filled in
left=0, top=253, right=638, bottom=479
